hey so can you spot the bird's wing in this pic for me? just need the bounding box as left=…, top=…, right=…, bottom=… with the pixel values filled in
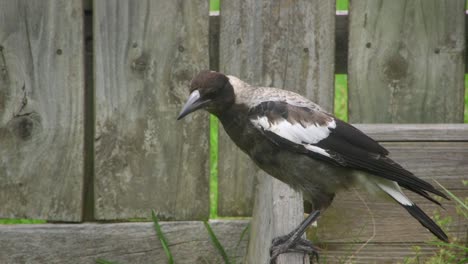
left=248, top=101, right=448, bottom=200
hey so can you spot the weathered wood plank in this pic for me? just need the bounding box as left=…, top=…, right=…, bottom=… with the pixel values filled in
left=217, top=140, right=468, bottom=218
left=211, top=10, right=468, bottom=74
left=246, top=173, right=310, bottom=264
left=318, top=242, right=466, bottom=264
left=355, top=124, right=468, bottom=141
left=220, top=1, right=336, bottom=262
left=219, top=141, right=468, bottom=243
left=218, top=0, right=336, bottom=217
left=379, top=142, right=468, bottom=189
left=94, top=0, right=210, bottom=220
left=316, top=189, right=467, bottom=243
left=0, top=221, right=462, bottom=263
left=0, top=221, right=249, bottom=264
left=348, top=0, right=465, bottom=123
left=0, top=0, right=84, bottom=221
left=217, top=0, right=266, bottom=217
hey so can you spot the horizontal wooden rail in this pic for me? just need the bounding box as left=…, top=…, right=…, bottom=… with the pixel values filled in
left=354, top=124, right=468, bottom=141
left=0, top=220, right=462, bottom=264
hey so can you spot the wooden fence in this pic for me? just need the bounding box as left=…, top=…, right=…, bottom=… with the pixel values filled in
left=0, top=0, right=466, bottom=263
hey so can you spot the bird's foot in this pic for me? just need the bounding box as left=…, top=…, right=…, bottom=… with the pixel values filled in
left=270, top=236, right=320, bottom=263
left=269, top=211, right=321, bottom=264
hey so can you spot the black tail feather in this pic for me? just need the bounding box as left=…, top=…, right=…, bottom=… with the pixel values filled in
left=402, top=203, right=449, bottom=243
left=399, top=184, right=444, bottom=207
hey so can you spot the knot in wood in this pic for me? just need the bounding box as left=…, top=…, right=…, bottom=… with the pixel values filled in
left=383, top=52, right=408, bottom=81
left=8, top=112, right=42, bottom=141
left=131, top=55, right=149, bottom=73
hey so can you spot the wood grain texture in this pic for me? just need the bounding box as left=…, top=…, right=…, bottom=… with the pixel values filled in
left=212, top=11, right=468, bottom=74
left=318, top=242, right=465, bottom=264
left=355, top=124, right=468, bottom=141
left=218, top=0, right=336, bottom=217
left=94, top=0, right=210, bottom=220
left=0, top=220, right=249, bottom=264
left=0, top=0, right=84, bottom=221
left=219, top=1, right=336, bottom=262
left=348, top=0, right=465, bottom=123
left=0, top=221, right=462, bottom=264
left=245, top=174, right=310, bottom=264
left=379, top=142, right=468, bottom=189
left=218, top=124, right=468, bottom=219
left=315, top=188, right=467, bottom=242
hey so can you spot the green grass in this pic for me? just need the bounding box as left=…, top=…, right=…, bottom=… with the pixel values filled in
left=336, top=0, right=349, bottom=11
left=210, top=0, right=220, bottom=11
left=334, top=74, right=348, bottom=121
left=0, top=219, right=45, bottom=224
left=210, top=114, right=219, bottom=219
left=152, top=210, right=174, bottom=264
left=204, top=221, right=231, bottom=264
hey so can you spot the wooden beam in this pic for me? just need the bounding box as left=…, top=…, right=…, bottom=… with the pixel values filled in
left=0, top=221, right=249, bottom=264
left=0, top=221, right=462, bottom=263
left=354, top=124, right=468, bottom=141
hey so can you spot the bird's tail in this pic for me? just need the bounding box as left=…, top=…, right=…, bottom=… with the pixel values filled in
left=376, top=181, right=449, bottom=243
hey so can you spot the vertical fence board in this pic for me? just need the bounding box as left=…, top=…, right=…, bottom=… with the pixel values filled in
left=94, top=0, right=210, bottom=220
left=218, top=0, right=336, bottom=217
left=0, top=0, right=84, bottom=221
left=348, top=0, right=465, bottom=123
left=219, top=0, right=335, bottom=262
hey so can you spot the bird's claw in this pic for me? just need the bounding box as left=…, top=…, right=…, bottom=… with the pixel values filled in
left=270, top=235, right=320, bottom=264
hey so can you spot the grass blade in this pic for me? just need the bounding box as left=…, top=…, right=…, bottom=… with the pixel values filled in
left=434, top=180, right=468, bottom=213
left=235, top=223, right=249, bottom=250
left=151, top=210, right=174, bottom=264
left=203, top=221, right=231, bottom=264
left=428, top=241, right=468, bottom=253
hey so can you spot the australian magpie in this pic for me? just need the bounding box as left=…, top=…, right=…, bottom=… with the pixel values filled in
left=177, top=70, right=449, bottom=262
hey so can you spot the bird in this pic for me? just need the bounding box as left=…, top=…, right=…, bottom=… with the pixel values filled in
left=177, top=70, right=449, bottom=262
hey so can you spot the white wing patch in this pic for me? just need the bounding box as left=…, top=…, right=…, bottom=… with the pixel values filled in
left=251, top=116, right=335, bottom=157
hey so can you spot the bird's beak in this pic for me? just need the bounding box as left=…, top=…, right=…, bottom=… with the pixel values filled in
left=177, top=90, right=210, bottom=120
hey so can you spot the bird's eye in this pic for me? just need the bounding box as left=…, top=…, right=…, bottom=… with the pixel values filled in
left=205, top=90, right=217, bottom=98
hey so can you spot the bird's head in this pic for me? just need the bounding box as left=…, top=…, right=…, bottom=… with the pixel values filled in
left=177, top=70, right=235, bottom=120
